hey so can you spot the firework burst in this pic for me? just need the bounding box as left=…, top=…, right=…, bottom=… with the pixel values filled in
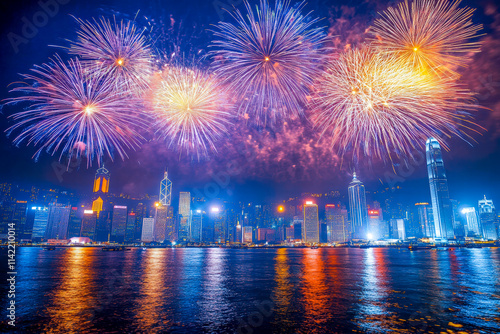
left=370, top=0, right=482, bottom=77
left=310, top=47, right=479, bottom=160
left=6, top=56, right=146, bottom=166
left=150, top=66, right=232, bottom=158
left=68, top=17, right=154, bottom=95
left=210, top=0, right=326, bottom=125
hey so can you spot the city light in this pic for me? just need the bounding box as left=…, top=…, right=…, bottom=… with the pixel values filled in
left=367, top=233, right=374, bottom=240
left=211, top=207, right=220, bottom=213
left=305, top=201, right=313, bottom=205
left=278, top=205, right=284, bottom=212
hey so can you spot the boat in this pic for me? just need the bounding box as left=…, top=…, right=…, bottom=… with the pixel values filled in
left=310, top=246, right=319, bottom=249
left=43, top=246, right=56, bottom=250
left=466, top=243, right=483, bottom=248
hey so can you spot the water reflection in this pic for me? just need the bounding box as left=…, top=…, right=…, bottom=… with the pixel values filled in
left=134, top=249, right=171, bottom=333
left=272, top=248, right=292, bottom=330
left=43, top=248, right=97, bottom=332
left=300, top=249, right=329, bottom=332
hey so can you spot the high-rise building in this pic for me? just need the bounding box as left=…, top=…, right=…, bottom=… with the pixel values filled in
left=303, top=201, right=319, bottom=243
left=111, top=205, right=127, bottom=243
left=124, top=212, right=136, bottom=243
left=178, top=192, right=191, bottom=241
left=211, top=207, right=225, bottom=243
left=153, top=204, right=169, bottom=243
left=426, top=138, right=454, bottom=240
left=367, top=209, right=382, bottom=240
left=141, top=218, right=155, bottom=243
left=415, top=203, right=435, bottom=238
left=478, top=196, right=497, bottom=240
left=190, top=209, right=204, bottom=242
left=461, top=207, right=481, bottom=237
left=67, top=207, right=83, bottom=239
left=80, top=210, right=97, bottom=240
left=242, top=226, right=253, bottom=243
left=326, top=204, right=349, bottom=242
left=348, top=173, right=368, bottom=239
left=164, top=205, right=175, bottom=243
left=31, top=207, right=49, bottom=240
left=159, top=170, right=172, bottom=206
left=12, top=201, right=28, bottom=240
left=45, top=204, right=71, bottom=240
left=92, top=166, right=110, bottom=218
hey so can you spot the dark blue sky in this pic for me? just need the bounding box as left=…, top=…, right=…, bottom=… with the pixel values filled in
left=0, top=0, right=499, bottom=207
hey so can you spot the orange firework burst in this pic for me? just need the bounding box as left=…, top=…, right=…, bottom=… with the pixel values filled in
left=149, top=66, right=233, bottom=159
left=310, top=47, right=480, bottom=160
left=370, top=0, right=482, bottom=77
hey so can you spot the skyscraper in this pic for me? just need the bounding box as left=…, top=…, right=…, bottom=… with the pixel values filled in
left=415, top=203, right=435, bottom=238
left=154, top=203, right=168, bottom=243
left=31, top=206, right=49, bottom=240
left=80, top=210, right=97, bottom=240
left=326, top=204, right=349, bottom=242
left=111, top=205, right=127, bottom=243
left=461, top=207, right=480, bottom=237
left=178, top=192, right=191, bottom=241
left=478, top=196, right=497, bottom=240
left=92, top=166, right=110, bottom=218
left=159, top=170, right=172, bottom=206
left=141, top=218, right=155, bottom=243
left=426, top=138, right=454, bottom=240
left=303, top=201, right=319, bottom=243
left=348, top=173, right=368, bottom=239
left=45, top=204, right=70, bottom=240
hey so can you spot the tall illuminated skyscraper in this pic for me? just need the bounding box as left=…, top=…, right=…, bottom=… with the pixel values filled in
left=159, top=169, right=172, bottom=206
left=348, top=172, right=368, bottom=239
left=92, top=165, right=110, bottom=218
left=426, top=138, right=454, bottom=240
left=303, top=201, right=319, bottom=243
left=178, top=192, right=191, bottom=241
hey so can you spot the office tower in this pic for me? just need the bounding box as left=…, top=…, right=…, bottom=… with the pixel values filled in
left=92, top=165, right=110, bottom=218
left=12, top=201, right=28, bottom=240
left=303, top=201, right=319, bottom=243
left=325, top=204, right=349, bottom=242
left=367, top=209, right=382, bottom=240
left=285, top=226, right=294, bottom=241
left=153, top=204, right=168, bottom=243
left=389, top=219, right=406, bottom=240
left=124, top=212, right=136, bottom=243
left=80, top=210, right=97, bottom=240
left=293, top=215, right=303, bottom=240
left=134, top=203, right=147, bottom=242
left=426, top=138, right=454, bottom=240
left=478, top=196, right=497, bottom=240
left=242, top=226, right=253, bottom=243
left=165, top=205, right=175, bottom=243
left=67, top=207, right=83, bottom=238
left=225, top=206, right=239, bottom=243
left=461, top=207, right=481, bottom=237
left=141, top=218, right=155, bottom=243
left=235, top=224, right=242, bottom=243
left=45, top=204, right=70, bottom=239
left=414, top=203, right=435, bottom=238
left=211, top=207, right=225, bottom=243
left=190, top=209, right=204, bottom=242
left=450, top=199, right=465, bottom=237
left=178, top=192, right=191, bottom=241
left=159, top=170, right=172, bottom=206
left=111, top=205, right=127, bottom=243
left=320, top=223, right=328, bottom=243
left=95, top=211, right=111, bottom=242
left=31, top=207, right=49, bottom=240
left=348, top=173, right=368, bottom=239
left=257, top=228, right=275, bottom=242
left=0, top=202, right=14, bottom=240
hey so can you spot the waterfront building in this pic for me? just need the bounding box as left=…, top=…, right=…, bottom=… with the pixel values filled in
left=326, top=204, right=350, bottom=242
left=348, top=173, right=368, bottom=239
left=178, top=192, right=191, bottom=241
left=478, top=196, right=497, bottom=240
left=303, top=201, right=319, bottom=243
left=426, top=138, right=454, bottom=240
left=461, top=207, right=481, bottom=237
left=80, top=210, right=97, bottom=240
left=91, top=166, right=110, bottom=218
left=141, top=218, right=155, bottom=243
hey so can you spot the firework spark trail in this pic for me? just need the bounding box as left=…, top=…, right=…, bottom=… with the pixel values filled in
left=310, top=47, right=479, bottom=160
left=6, top=56, right=146, bottom=166
left=68, top=16, right=155, bottom=95
left=370, top=0, right=482, bottom=77
left=150, top=66, right=232, bottom=159
left=211, top=0, right=327, bottom=125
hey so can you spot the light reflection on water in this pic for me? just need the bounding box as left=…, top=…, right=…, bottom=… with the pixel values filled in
left=1, top=247, right=500, bottom=333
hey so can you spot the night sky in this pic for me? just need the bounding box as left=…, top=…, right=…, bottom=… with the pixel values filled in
left=0, top=0, right=499, bottom=206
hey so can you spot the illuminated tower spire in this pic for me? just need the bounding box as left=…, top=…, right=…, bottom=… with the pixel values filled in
left=159, top=168, right=172, bottom=206
left=92, top=164, right=110, bottom=217
left=348, top=172, right=368, bottom=239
